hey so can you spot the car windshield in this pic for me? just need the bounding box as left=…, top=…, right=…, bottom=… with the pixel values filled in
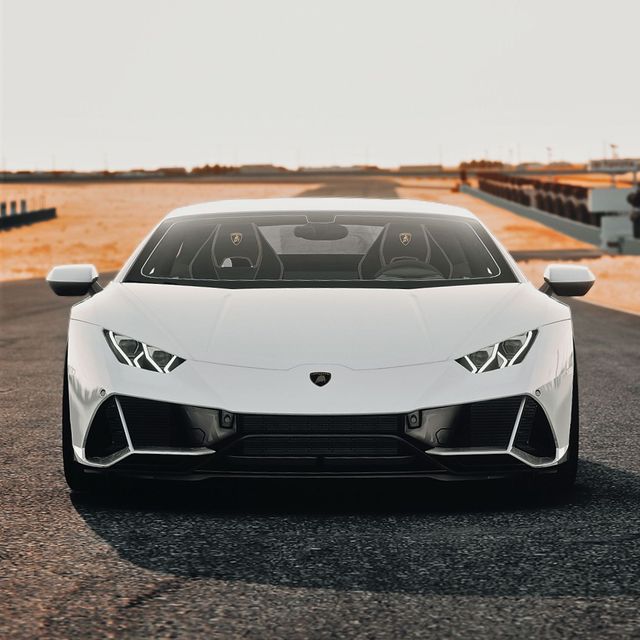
left=125, top=213, right=516, bottom=289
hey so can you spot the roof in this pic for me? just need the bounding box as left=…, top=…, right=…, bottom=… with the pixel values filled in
left=164, top=197, right=477, bottom=220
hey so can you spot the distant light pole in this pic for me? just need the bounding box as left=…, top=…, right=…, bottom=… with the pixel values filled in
left=608, top=143, right=619, bottom=186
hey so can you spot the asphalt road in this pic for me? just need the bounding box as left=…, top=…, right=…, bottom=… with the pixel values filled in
left=1, top=180, right=640, bottom=639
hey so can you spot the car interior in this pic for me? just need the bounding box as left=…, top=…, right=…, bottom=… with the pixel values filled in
left=141, top=216, right=498, bottom=282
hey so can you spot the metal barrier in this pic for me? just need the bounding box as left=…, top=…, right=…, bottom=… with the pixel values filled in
left=0, top=201, right=57, bottom=229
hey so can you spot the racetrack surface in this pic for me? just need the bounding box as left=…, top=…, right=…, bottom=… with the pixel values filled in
left=1, top=179, right=640, bottom=639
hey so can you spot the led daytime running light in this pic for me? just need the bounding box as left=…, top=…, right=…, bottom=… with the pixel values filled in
left=104, top=330, right=184, bottom=373
left=456, top=330, right=537, bottom=373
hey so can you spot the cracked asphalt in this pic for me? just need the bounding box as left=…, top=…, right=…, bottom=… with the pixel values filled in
left=1, top=179, right=640, bottom=638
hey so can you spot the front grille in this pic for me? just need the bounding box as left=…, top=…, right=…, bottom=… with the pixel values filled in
left=116, top=396, right=236, bottom=449
left=446, top=396, right=523, bottom=448
left=239, top=414, right=401, bottom=435
left=118, top=397, right=185, bottom=448
left=468, top=397, right=522, bottom=447
left=235, top=414, right=403, bottom=459
left=221, top=412, right=426, bottom=472
left=240, top=435, right=401, bottom=456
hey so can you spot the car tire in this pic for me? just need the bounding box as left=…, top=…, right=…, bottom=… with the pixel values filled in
left=62, top=358, right=101, bottom=493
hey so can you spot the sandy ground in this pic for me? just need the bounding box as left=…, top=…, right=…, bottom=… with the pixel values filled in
left=0, top=181, right=315, bottom=279
left=1, top=178, right=639, bottom=315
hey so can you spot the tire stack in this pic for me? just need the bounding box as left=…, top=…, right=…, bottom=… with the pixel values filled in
left=477, top=174, right=599, bottom=228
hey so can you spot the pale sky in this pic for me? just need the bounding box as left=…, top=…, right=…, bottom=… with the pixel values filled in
left=2, top=0, right=639, bottom=170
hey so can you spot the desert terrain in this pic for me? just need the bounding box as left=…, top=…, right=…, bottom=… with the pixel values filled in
left=0, top=181, right=316, bottom=279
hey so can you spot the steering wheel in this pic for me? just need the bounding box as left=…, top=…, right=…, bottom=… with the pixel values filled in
left=374, top=258, right=444, bottom=280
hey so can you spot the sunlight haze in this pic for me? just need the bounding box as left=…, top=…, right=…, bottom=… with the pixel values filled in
left=2, top=0, right=639, bottom=170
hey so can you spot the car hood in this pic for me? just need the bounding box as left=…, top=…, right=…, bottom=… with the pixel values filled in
left=73, top=281, right=569, bottom=370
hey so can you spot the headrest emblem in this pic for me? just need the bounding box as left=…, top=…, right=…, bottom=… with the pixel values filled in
left=399, top=232, right=412, bottom=246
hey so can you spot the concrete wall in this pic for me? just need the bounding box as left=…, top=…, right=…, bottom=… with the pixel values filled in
left=588, top=187, right=634, bottom=213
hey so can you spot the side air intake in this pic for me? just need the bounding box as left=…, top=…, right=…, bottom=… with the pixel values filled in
left=513, top=397, right=556, bottom=458
left=85, top=397, right=128, bottom=459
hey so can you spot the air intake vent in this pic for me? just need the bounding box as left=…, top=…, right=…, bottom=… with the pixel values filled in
left=514, top=397, right=556, bottom=458
left=445, top=396, right=523, bottom=448
left=85, top=397, right=128, bottom=459
left=222, top=413, right=425, bottom=473
left=116, top=397, right=233, bottom=449
left=239, top=414, right=401, bottom=435
left=118, top=397, right=199, bottom=449
left=240, top=435, right=401, bottom=457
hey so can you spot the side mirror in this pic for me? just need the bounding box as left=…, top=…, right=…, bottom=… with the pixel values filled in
left=540, top=264, right=595, bottom=297
left=46, top=264, right=102, bottom=296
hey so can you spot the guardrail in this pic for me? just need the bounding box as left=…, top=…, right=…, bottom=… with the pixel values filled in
left=0, top=200, right=57, bottom=229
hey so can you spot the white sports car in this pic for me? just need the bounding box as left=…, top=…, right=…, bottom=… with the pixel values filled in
left=48, top=198, right=595, bottom=491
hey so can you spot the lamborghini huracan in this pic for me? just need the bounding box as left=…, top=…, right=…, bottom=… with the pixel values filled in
left=47, top=198, right=595, bottom=491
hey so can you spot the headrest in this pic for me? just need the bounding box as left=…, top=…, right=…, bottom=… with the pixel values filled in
left=212, top=223, right=261, bottom=267
left=380, top=223, right=429, bottom=265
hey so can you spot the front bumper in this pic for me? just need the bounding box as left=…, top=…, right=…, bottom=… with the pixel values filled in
left=67, top=319, right=574, bottom=479
left=76, top=393, right=561, bottom=481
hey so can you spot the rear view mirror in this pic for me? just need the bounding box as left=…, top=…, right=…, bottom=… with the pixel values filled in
left=294, top=223, right=349, bottom=241
left=46, top=264, right=102, bottom=296
left=541, top=264, right=595, bottom=297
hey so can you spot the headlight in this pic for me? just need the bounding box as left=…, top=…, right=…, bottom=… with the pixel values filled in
left=456, top=330, right=537, bottom=373
left=104, top=330, right=185, bottom=373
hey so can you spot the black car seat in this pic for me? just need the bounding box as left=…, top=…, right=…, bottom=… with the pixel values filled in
left=211, top=222, right=262, bottom=279
left=359, top=222, right=432, bottom=279
left=207, top=222, right=283, bottom=280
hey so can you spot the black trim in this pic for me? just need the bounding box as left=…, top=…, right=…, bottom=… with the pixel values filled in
left=435, top=454, right=529, bottom=474
left=48, top=277, right=102, bottom=297
left=48, top=280, right=93, bottom=296
left=545, top=279, right=594, bottom=297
